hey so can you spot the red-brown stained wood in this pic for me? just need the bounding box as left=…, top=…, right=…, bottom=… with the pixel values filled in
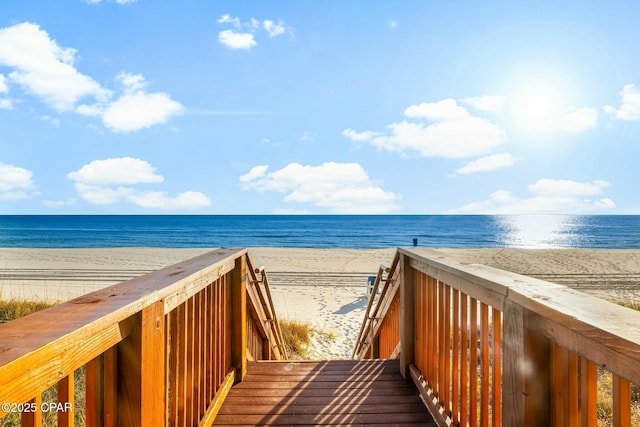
left=613, top=374, right=631, bottom=427
left=57, top=372, right=74, bottom=427
left=581, top=357, right=598, bottom=426
left=460, top=292, right=469, bottom=425
left=213, top=360, right=435, bottom=426
left=103, top=346, right=117, bottom=427
left=21, top=396, right=41, bottom=427
left=480, top=303, right=489, bottom=427
left=469, top=298, right=479, bottom=426
left=85, top=354, right=103, bottom=427
left=491, top=308, right=502, bottom=427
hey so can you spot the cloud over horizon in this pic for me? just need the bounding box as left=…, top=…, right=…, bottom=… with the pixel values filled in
left=0, top=162, right=37, bottom=200
left=68, top=157, right=211, bottom=210
left=240, top=162, right=400, bottom=213
left=450, top=178, right=615, bottom=214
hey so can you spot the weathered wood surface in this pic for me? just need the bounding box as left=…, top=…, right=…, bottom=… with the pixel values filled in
left=214, top=359, right=435, bottom=426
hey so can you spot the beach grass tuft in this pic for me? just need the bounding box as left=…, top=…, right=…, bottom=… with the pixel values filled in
left=279, top=319, right=314, bottom=359
left=0, top=299, right=54, bottom=323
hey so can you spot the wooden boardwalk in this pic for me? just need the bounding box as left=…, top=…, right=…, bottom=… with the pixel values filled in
left=213, top=359, right=435, bottom=426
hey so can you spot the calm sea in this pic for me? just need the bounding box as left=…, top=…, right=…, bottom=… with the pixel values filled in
left=0, top=215, right=638, bottom=249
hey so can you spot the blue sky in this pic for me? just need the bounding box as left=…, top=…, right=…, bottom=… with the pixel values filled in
left=1, top=1, right=639, bottom=214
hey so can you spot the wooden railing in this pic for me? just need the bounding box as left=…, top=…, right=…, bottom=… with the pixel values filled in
left=0, top=248, right=285, bottom=426
left=354, top=247, right=640, bottom=426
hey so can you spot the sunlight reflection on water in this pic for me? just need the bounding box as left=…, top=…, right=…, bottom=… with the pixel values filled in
left=493, top=215, right=585, bottom=248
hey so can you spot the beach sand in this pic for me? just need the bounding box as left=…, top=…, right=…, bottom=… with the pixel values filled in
left=2, top=247, right=640, bottom=359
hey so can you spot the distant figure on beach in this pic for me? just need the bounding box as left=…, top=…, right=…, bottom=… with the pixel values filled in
left=413, top=237, right=418, bottom=247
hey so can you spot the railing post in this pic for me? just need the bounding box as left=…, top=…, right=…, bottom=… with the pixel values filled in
left=503, top=299, right=550, bottom=425
left=117, top=300, right=166, bottom=426
left=400, top=254, right=415, bottom=379
left=231, top=254, right=247, bottom=382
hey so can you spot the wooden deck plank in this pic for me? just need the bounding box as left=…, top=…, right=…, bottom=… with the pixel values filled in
left=218, top=402, right=430, bottom=416
left=224, top=386, right=420, bottom=397
left=214, top=424, right=434, bottom=427
left=213, top=359, right=434, bottom=426
left=214, top=412, right=432, bottom=425
left=215, top=394, right=424, bottom=406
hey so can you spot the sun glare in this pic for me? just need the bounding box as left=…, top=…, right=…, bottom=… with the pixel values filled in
left=510, top=83, right=566, bottom=134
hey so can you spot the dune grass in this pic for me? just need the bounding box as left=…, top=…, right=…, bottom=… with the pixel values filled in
left=279, top=318, right=336, bottom=359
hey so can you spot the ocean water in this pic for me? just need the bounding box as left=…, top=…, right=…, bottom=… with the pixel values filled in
left=0, top=215, right=638, bottom=249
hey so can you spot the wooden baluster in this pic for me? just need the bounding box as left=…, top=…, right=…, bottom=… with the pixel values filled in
left=86, top=355, right=103, bottom=427
left=550, top=341, right=566, bottom=426
left=452, top=288, right=460, bottom=425
left=480, top=303, right=489, bottom=427
left=613, top=374, right=631, bottom=427
left=461, top=293, right=469, bottom=425
left=491, top=308, right=502, bottom=427
left=567, top=350, right=579, bottom=427
left=580, top=357, right=597, bottom=427
left=167, top=308, right=179, bottom=427
left=21, top=396, right=42, bottom=427
left=103, top=346, right=117, bottom=427
left=470, top=298, right=478, bottom=426
left=444, top=284, right=451, bottom=413
left=438, top=280, right=445, bottom=402
left=58, top=372, right=75, bottom=427
left=117, top=301, right=166, bottom=427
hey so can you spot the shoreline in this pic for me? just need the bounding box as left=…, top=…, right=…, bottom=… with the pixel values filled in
left=2, top=247, right=640, bottom=358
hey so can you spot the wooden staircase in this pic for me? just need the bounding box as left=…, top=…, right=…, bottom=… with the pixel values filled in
left=213, top=359, right=435, bottom=426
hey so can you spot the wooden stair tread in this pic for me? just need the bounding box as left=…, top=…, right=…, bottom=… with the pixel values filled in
left=213, top=359, right=435, bottom=426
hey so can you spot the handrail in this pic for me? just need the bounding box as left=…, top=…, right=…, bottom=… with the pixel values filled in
left=354, top=247, right=640, bottom=426
left=0, top=248, right=284, bottom=426
left=246, top=257, right=288, bottom=360
left=352, top=260, right=396, bottom=358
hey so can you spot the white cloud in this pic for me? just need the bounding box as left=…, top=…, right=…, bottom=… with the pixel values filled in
left=129, top=191, right=211, bottom=209
left=0, top=23, right=182, bottom=133
left=605, top=84, right=640, bottom=121
left=239, top=165, right=268, bottom=183
left=241, top=162, right=400, bottom=213
left=116, top=71, right=147, bottom=93
left=218, top=30, right=257, bottom=50
left=102, top=91, right=185, bottom=132
left=217, top=15, right=292, bottom=50
left=217, top=14, right=241, bottom=28
left=527, top=178, right=609, bottom=196
left=0, top=74, right=8, bottom=93
left=463, top=95, right=506, bottom=113
left=451, top=179, right=614, bottom=214
left=346, top=99, right=505, bottom=159
left=404, top=99, right=469, bottom=121
left=456, top=153, right=521, bottom=175
left=342, top=128, right=381, bottom=141
left=263, top=20, right=287, bottom=38
left=68, top=157, right=164, bottom=186
left=0, top=162, right=36, bottom=200
left=0, top=22, right=111, bottom=111
left=68, top=157, right=210, bottom=210
left=559, top=107, right=598, bottom=133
